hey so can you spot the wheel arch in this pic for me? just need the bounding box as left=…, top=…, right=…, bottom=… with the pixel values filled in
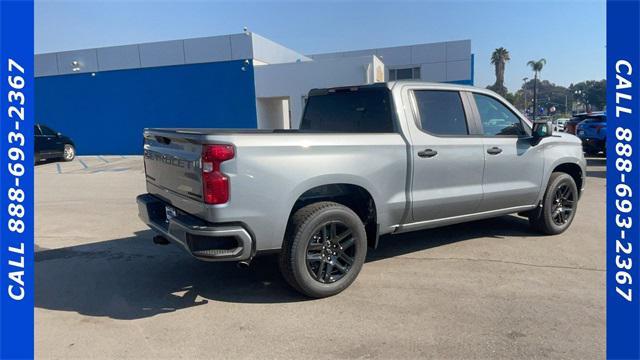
left=287, top=178, right=381, bottom=249
left=540, top=160, right=585, bottom=201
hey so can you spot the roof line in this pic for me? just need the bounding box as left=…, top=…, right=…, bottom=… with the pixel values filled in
left=306, top=39, right=471, bottom=57
left=35, top=32, right=248, bottom=56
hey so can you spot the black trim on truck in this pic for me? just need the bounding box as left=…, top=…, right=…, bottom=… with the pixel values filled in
left=136, top=194, right=254, bottom=261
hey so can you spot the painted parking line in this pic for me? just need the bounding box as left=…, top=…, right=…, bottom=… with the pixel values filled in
left=89, top=168, right=131, bottom=173
left=79, top=156, right=109, bottom=168
left=97, top=156, right=110, bottom=163
left=77, top=159, right=89, bottom=169
left=35, top=156, right=144, bottom=175
left=57, top=159, right=87, bottom=173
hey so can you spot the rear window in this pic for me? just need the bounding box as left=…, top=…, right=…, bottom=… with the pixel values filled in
left=582, top=116, right=606, bottom=123
left=300, top=88, right=395, bottom=133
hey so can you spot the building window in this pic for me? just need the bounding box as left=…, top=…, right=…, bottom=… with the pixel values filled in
left=389, top=67, right=421, bottom=81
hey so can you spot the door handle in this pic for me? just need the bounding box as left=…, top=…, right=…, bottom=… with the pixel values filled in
left=487, top=147, right=503, bottom=155
left=418, top=149, right=438, bottom=158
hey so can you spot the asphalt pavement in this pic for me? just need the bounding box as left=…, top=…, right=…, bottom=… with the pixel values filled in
left=35, top=156, right=606, bottom=359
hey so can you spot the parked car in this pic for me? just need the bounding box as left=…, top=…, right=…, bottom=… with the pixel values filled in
left=35, top=124, right=76, bottom=162
left=576, top=114, right=607, bottom=155
left=137, top=82, right=586, bottom=298
left=564, top=112, right=605, bottom=135
left=553, top=118, right=570, bottom=132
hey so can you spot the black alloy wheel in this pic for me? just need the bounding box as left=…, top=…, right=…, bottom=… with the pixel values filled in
left=550, top=183, right=576, bottom=226
left=305, top=221, right=356, bottom=284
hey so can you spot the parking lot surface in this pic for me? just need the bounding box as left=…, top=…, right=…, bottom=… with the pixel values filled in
left=35, top=156, right=605, bottom=359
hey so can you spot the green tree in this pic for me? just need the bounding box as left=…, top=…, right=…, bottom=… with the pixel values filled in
left=569, top=80, right=606, bottom=112
left=488, top=47, right=510, bottom=96
left=527, top=58, right=547, bottom=119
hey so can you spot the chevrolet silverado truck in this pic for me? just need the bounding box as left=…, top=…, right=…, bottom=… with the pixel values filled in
left=137, top=81, right=586, bottom=298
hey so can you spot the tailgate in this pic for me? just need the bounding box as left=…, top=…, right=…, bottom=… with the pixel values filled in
left=143, top=131, right=204, bottom=202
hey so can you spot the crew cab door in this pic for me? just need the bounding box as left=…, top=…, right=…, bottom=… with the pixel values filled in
left=469, top=92, right=544, bottom=211
left=406, top=89, right=485, bottom=222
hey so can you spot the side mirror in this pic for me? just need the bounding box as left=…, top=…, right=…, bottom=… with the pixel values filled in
left=532, top=120, right=553, bottom=143
left=56, top=132, right=62, bottom=137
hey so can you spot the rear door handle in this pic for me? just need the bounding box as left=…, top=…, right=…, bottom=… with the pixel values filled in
left=418, top=149, right=438, bottom=158
left=487, top=147, right=503, bottom=155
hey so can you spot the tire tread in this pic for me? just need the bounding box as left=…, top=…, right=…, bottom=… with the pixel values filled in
left=529, top=172, right=577, bottom=235
left=279, top=201, right=364, bottom=297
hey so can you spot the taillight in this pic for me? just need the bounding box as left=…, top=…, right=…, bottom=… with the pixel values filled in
left=202, top=144, right=234, bottom=204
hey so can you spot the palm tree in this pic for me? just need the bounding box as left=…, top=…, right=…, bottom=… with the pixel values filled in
left=490, top=47, right=510, bottom=96
left=527, top=58, right=547, bottom=120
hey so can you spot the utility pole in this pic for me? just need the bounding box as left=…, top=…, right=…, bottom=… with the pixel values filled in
left=532, top=72, right=538, bottom=121
left=522, top=77, right=528, bottom=114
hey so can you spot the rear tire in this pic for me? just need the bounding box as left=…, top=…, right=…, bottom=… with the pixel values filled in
left=529, top=172, right=578, bottom=235
left=279, top=202, right=367, bottom=298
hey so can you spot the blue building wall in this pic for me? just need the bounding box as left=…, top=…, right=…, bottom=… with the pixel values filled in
left=35, top=60, right=257, bottom=155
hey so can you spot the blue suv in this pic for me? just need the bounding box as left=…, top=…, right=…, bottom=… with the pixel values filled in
left=575, top=112, right=606, bottom=155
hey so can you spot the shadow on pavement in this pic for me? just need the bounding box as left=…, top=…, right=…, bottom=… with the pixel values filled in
left=586, top=170, right=606, bottom=179
left=35, top=158, right=63, bottom=166
left=36, top=215, right=538, bottom=319
left=586, top=157, right=606, bottom=167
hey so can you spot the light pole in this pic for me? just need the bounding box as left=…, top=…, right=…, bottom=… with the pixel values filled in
left=574, top=90, right=585, bottom=112
left=522, top=77, right=528, bottom=114
left=532, top=72, right=539, bottom=121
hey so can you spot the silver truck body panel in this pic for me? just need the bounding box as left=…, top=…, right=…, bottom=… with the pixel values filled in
left=145, top=132, right=408, bottom=251
left=141, top=81, right=586, bottom=258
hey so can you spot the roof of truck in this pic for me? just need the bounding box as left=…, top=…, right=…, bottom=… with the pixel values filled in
left=308, top=81, right=500, bottom=102
left=387, top=80, right=477, bottom=91
left=309, top=81, right=481, bottom=96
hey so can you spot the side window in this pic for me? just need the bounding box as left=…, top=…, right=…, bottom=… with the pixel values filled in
left=414, top=90, right=468, bottom=136
left=473, top=93, right=525, bottom=136
left=40, top=125, right=57, bottom=136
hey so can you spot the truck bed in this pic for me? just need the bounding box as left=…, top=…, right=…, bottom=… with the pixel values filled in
left=142, top=128, right=409, bottom=251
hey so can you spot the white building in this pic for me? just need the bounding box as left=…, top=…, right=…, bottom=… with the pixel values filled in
left=255, top=39, right=473, bottom=128
left=35, top=32, right=473, bottom=154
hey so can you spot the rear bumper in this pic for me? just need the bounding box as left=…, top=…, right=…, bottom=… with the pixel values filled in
left=136, top=194, right=253, bottom=261
left=580, top=137, right=606, bottom=151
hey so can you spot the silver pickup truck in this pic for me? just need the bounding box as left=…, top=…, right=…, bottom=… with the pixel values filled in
left=137, top=81, right=586, bottom=298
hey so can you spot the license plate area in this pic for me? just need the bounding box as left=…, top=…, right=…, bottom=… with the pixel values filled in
left=165, top=206, right=177, bottom=223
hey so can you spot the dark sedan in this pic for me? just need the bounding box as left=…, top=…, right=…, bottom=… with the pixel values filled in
left=35, top=124, right=76, bottom=162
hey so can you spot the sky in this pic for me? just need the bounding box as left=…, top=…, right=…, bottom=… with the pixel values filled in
left=35, top=0, right=606, bottom=91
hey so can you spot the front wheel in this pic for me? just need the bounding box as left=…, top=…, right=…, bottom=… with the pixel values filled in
left=279, top=202, right=367, bottom=298
left=63, top=144, right=75, bottom=162
left=529, top=172, right=578, bottom=235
